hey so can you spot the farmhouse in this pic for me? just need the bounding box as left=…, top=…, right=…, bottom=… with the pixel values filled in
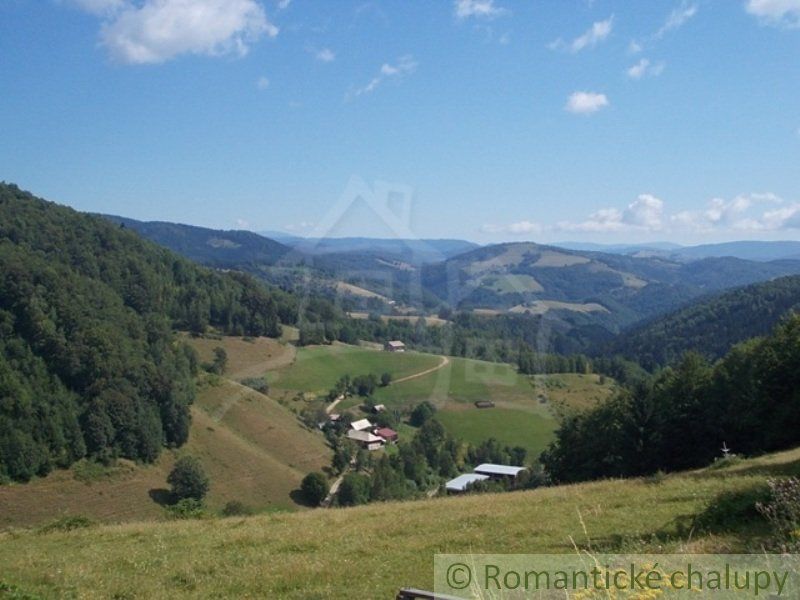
left=473, top=463, right=527, bottom=481
left=350, top=418, right=373, bottom=432
left=474, top=400, right=495, bottom=409
left=346, top=429, right=384, bottom=451
left=384, top=340, right=406, bottom=352
left=375, top=427, right=398, bottom=444
left=372, top=404, right=386, bottom=413
left=445, top=473, right=489, bottom=493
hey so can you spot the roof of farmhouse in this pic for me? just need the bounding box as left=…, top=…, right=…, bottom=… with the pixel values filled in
left=473, top=464, right=527, bottom=477
left=445, top=473, right=489, bottom=492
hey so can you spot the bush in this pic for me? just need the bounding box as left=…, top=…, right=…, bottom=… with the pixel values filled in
left=37, top=515, right=94, bottom=534
left=410, top=401, right=436, bottom=427
left=167, top=455, right=210, bottom=501
left=757, top=477, right=800, bottom=549
left=301, top=472, right=330, bottom=506
left=380, top=372, right=392, bottom=387
left=220, top=500, right=253, bottom=517
left=241, top=377, right=269, bottom=395
left=166, top=498, right=207, bottom=520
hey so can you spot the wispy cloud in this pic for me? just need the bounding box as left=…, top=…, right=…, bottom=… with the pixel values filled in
left=630, top=2, right=698, bottom=53
left=256, top=76, right=270, bottom=90
left=627, top=58, right=665, bottom=79
left=68, top=0, right=278, bottom=64
left=654, top=1, right=698, bottom=39
left=745, top=0, right=800, bottom=28
left=550, top=16, right=613, bottom=53
left=454, top=0, right=507, bottom=20
left=482, top=220, right=543, bottom=235
left=349, top=55, right=417, bottom=98
left=558, top=195, right=665, bottom=233
left=565, top=91, right=609, bottom=115
left=315, top=48, right=336, bottom=62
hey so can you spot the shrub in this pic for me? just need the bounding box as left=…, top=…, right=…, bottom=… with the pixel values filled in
left=241, top=377, right=269, bottom=395
left=220, top=500, right=253, bottom=517
left=37, top=515, right=94, bottom=534
left=757, top=477, right=800, bottom=549
left=410, top=401, right=436, bottom=427
left=166, top=498, right=206, bottom=520
left=301, top=472, right=330, bottom=506
left=167, top=456, right=210, bottom=501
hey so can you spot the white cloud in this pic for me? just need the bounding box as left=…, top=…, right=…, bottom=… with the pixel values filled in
left=454, top=0, right=507, bottom=20
left=628, top=40, right=643, bottom=54
left=746, top=0, right=800, bottom=27
left=627, top=58, right=665, bottom=79
left=655, top=2, right=698, bottom=38
left=558, top=194, right=665, bottom=233
left=315, top=48, right=335, bottom=62
left=485, top=193, right=800, bottom=238
left=570, top=16, right=614, bottom=52
left=256, top=75, right=270, bottom=89
left=350, top=55, right=417, bottom=98
left=70, top=0, right=278, bottom=64
left=235, top=218, right=250, bottom=228
left=565, top=91, right=609, bottom=115
left=671, top=193, right=786, bottom=231
left=277, top=0, right=292, bottom=9
left=482, top=220, right=543, bottom=235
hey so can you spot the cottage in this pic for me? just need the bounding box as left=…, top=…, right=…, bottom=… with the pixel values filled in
left=375, top=427, right=398, bottom=444
left=350, top=418, right=373, bottom=432
left=474, top=400, right=495, bottom=409
left=445, top=473, right=489, bottom=493
left=473, top=463, right=527, bottom=481
left=372, top=404, right=387, bottom=413
left=384, top=340, right=406, bottom=353
left=346, top=429, right=384, bottom=451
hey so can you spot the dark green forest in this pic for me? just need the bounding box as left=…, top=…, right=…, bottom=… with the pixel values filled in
left=0, top=183, right=298, bottom=481
left=542, top=313, right=800, bottom=483
left=606, top=275, right=800, bottom=369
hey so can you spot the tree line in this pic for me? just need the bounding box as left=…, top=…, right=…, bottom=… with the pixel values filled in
left=542, top=314, right=800, bottom=483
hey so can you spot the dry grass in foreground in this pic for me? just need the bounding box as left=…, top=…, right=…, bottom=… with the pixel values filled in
left=2, top=448, right=799, bottom=599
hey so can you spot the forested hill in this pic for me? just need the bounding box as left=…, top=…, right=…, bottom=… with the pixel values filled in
left=0, top=183, right=295, bottom=482
left=104, top=215, right=293, bottom=268
left=606, top=275, right=800, bottom=369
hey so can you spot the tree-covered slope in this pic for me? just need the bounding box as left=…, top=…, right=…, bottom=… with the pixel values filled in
left=0, top=183, right=293, bottom=482
left=606, top=275, right=800, bottom=368
left=104, top=216, right=293, bottom=268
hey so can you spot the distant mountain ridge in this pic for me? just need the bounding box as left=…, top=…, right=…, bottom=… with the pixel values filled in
left=105, top=216, right=294, bottom=267
left=555, top=239, right=800, bottom=262
left=260, top=232, right=478, bottom=265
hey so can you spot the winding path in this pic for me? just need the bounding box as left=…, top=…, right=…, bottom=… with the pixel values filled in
left=391, top=355, right=450, bottom=384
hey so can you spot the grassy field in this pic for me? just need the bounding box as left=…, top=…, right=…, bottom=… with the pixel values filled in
left=265, top=343, right=615, bottom=457
left=266, top=344, right=442, bottom=396
left=2, top=447, right=797, bottom=599
left=361, top=356, right=614, bottom=456
left=186, top=334, right=295, bottom=380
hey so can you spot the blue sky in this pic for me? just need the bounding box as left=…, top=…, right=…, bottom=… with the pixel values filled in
left=1, top=0, right=799, bottom=244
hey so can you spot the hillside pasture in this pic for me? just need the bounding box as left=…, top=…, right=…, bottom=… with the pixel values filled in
left=267, top=344, right=442, bottom=397
left=186, top=335, right=295, bottom=380
left=2, top=447, right=797, bottom=598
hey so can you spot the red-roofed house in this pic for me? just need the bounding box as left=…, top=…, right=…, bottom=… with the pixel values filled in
left=375, top=427, right=398, bottom=444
